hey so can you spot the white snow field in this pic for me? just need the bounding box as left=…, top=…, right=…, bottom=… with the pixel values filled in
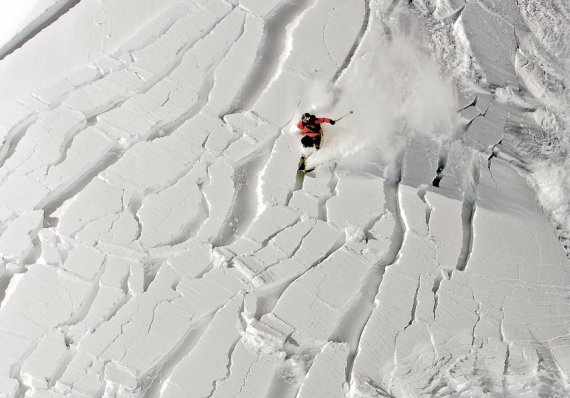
left=1, top=0, right=570, bottom=397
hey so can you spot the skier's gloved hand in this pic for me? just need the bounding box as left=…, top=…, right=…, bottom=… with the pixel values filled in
left=330, top=120, right=336, bottom=125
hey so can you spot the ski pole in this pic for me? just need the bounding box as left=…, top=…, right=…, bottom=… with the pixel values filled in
left=334, top=110, right=354, bottom=123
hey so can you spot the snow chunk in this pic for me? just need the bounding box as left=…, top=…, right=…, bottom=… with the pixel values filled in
left=62, top=245, right=105, bottom=280
left=20, top=329, right=68, bottom=391
left=38, top=228, right=62, bottom=266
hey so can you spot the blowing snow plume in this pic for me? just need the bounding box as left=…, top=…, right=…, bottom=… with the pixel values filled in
left=297, top=21, right=458, bottom=170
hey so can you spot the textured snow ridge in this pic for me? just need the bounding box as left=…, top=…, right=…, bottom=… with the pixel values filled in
left=1, top=0, right=570, bottom=397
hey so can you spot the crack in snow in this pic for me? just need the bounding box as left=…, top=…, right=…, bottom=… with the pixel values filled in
left=0, top=115, right=39, bottom=171
left=0, top=0, right=82, bottom=60
left=205, top=337, right=241, bottom=398
left=229, top=0, right=316, bottom=113
left=456, top=152, right=480, bottom=272
left=333, top=0, right=372, bottom=83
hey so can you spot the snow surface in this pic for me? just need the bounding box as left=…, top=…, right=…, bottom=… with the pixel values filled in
left=1, top=0, right=570, bottom=397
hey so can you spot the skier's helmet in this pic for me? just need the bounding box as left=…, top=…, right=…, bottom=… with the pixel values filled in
left=301, top=113, right=313, bottom=123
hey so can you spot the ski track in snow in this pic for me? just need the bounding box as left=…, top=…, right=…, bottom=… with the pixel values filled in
left=0, top=0, right=570, bottom=397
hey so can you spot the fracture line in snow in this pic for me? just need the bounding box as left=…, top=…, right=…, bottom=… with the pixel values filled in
left=417, top=185, right=433, bottom=230
left=0, top=271, right=17, bottom=310
left=333, top=0, right=372, bottom=83
left=379, top=0, right=400, bottom=41
left=90, top=8, right=238, bottom=126
left=36, top=9, right=243, bottom=227
left=432, top=140, right=450, bottom=188
left=60, top=258, right=109, bottom=332
left=146, top=310, right=218, bottom=398
left=121, top=5, right=192, bottom=55
left=431, top=272, right=444, bottom=321
left=0, top=0, right=82, bottom=60
left=0, top=68, right=105, bottom=184
left=212, top=136, right=273, bottom=248
left=256, top=238, right=346, bottom=323
left=456, top=152, right=480, bottom=272
left=403, top=275, right=421, bottom=332
left=156, top=11, right=245, bottom=140
left=206, top=339, right=241, bottom=398
left=0, top=115, right=39, bottom=170
left=43, top=119, right=89, bottom=173
left=226, top=0, right=316, bottom=114
left=37, top=151, right=122, bottom=217
left=322, top=164, right=340, bottom=222
left=8, top=326, right=57, bottom=396
left=338, top=148, right=406, bottom=385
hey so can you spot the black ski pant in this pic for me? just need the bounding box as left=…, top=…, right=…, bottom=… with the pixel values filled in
left=301, top=135, right=321, bottom=150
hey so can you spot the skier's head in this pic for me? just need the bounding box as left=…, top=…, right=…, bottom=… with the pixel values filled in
left=301, top=113, right=314, bottom=124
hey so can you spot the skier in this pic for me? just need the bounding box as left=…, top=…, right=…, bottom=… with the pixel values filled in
left=297, top=112, right=335, bottom=150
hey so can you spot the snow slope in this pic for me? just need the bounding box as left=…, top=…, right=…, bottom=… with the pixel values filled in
left=1, top=0, right=570, bottom=397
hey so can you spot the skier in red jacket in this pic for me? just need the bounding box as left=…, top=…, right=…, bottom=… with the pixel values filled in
left=297, top=112, right=335, bottom=150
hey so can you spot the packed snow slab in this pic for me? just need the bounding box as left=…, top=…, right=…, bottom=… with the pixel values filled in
left=1, top=0, right=570, bottom=397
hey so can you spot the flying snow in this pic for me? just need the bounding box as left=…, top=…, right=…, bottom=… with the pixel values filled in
left=295, top=22, right=458, bottom=170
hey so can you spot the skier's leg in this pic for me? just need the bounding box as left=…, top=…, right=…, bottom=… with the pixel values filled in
left=298, top=155, right=306, bottom=171
left=314, top=135, right=321, bottom=150
left=301, top=135, right=313, bottom=148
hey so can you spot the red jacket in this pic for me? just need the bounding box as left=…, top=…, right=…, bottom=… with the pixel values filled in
left=297, top=117, right=332, bottom=138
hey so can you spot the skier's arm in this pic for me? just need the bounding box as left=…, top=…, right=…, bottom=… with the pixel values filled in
left=316, top=117, right=334, bottom=125
left=297, top=120, right=304, bottom=130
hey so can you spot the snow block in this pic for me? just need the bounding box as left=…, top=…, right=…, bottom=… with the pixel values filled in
left=326, top=175, right=385, bottom=230
left=20, top=329, right=68, bottom=391
left=62, top=245, right=106, bottom=280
